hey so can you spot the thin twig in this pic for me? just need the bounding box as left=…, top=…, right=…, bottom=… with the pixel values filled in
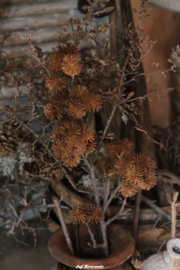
left=141, top=195, right=172, bottom=221
left=157, top=169, right=180, bottom=186
left=103, top=179, right=110, bottom=213
left=152, top=215, right=161, bottom=229
left=52, top=197, right=75, bottom=256
left=103, top=175, right=121, bottom=214
left=105, top=197, right=127, bottom=227
left=172, top=192, right=178, bottom=238
left=73, top=223, right=80, bottom=257
left=132, top=190, right=142, bottom=245
left=13, top=235, right=30, bottom=247
left=85, top=159, right=100, bottom=206
left=86, top=223, right=97, bottom=247
left=94, top=105, right=117, bottom=157
left=20, top=121, right=89, bottom=194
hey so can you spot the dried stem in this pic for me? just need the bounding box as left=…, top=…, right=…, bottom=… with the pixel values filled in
left=85, top=159, right=100, bottom=206
left=171, top=192, right=178, bottom=238
left=86, top=223, right=97, bottom=247
left=84, top=159, right=109, bottom=256
left=100, top=105, right=117, bottom=141
left=73, top=224, right=80, bottom=257
left=141, top=194, right=172, bottom=221
left=132, top=190, right=141, bottom=245
left=103, top=175, right=121, bottom=214
left=105, top=197, right=127, bottom=227
left=95, top=105, right=117, bottom=157
left=103, top=179, right=110, bottom=213
left=157, top=169, right=180, bottom=187
left=99, top=220, right=109, bottom=256
left=52, top=197, right=75, bottom=256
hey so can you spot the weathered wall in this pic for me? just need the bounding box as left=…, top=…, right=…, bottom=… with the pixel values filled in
left=131, top=0, right=180, bottom=128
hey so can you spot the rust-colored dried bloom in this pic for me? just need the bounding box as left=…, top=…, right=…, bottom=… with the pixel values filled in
left=138, top=175, right=157, bottom=191
left=96, top=156, right=115, bottom=178
left=124, top=161, right=143, bottom=184
left=69, top=206, right=86, bottom=224
left=115, top=156, right=131, bottom=175
left=48, top=44, right=79, bottom=72
left=115, top=156, right=143, bottom=185
left=66, top=85, right=89, bottom=118
left=51, top=119, right=88, bottom=167
left=81, top=125, right=96, bottom=142
left=119, top=138, right=135, bottom=157
left=105, top=139, right=134, bottom=159
left=105, top=141, right=122, bottom=158
left=44, top=103, right=58, bottom=121
left=115, top=152, right=156, bottom=191
left=71, top=85, right=89, bottom=98
left=62, top=43, right=79, bottom=55
left=44, top=91, right=68, bottom=120
left=62, top=54, right=81, bottom=76
left=133, top=153, right=156, bottom=174
left=52, top=119, right=82, bottom=141
left=48, top=51, right=64, bottom=72
left=84, top=92, right=102, bottom=112
left=46, top=71, right=66, bottom=91
left=67, top=100, right=86, bottom=119
left=106, top=139, right=134, bottom=158
left=84, top=140, right=97, bottom=155
left=52, top=139, right=66, bottom=159
left=133, top=153, right=156, bottom=190
left=61, top=153, right=81, bottom=168
left=119, top=180, right=138, bottom=197
left=82, top=204, right=102, bottom=224
left=67, top=137, right=86, bottom=157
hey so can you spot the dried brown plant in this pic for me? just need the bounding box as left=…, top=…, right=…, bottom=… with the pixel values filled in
left=0, top=0, right=178, bottom=258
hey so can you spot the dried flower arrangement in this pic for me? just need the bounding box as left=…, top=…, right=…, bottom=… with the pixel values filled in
left=0, top=0, right=179, bottom=266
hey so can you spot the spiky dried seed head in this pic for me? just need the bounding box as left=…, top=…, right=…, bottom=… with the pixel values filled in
left=46, top=71, right=66, bottom=91
left=119, top=180, right=138, bottom=197
left=62, top=54, right=81, bottom=76
left=69, top=206, right=86, bottom=224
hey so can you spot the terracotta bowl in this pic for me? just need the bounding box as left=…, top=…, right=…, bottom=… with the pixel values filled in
left=48, top=223, right=135, bottom=270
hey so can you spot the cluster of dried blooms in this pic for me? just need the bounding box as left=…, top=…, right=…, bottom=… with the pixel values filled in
left=43, top=43, right=102, bottom=167
left=95, top=138, right=156, bottom=198
left=69, top=203, right=102, bottom=224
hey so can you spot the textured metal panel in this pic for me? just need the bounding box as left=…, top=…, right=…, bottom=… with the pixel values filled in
left=2, top=0, right=77, bottom=18
left=0, top=0, right=109, bottom=98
